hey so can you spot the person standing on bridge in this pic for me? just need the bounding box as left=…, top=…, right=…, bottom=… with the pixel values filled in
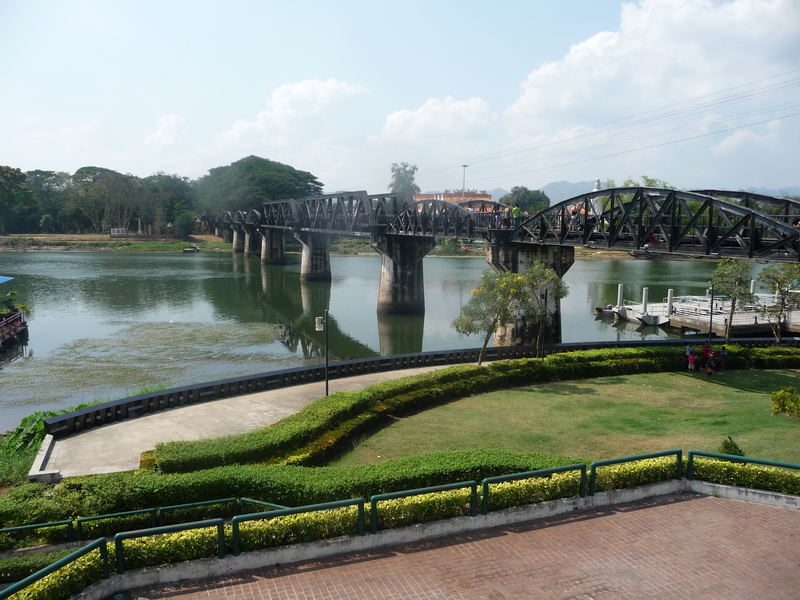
left=503, top=204, right=512, bottom=228
left=512, top=204, right=521, bottom=227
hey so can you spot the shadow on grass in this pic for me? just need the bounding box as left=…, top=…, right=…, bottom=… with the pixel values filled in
left=683, top=368, right=799, bottom=394
left=513, top=376, right=633, bottom=397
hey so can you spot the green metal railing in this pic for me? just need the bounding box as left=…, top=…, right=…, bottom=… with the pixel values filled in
left=114, top=519, right=226, bottom=574
left=687, top=450, right=800, bottom=480
left=370, top=481, right=478, bottom=534
left=76, top=508, right=157, bottom=541
left=231, top=499, right=365, bottom=556
left=239, top=498, right=289, bottom=513
left=0, top=519, right=74, bottom=543
left=158, top=497, right=239, bottom=525
left=481, top=464, right=587, bottom=515
left=589, top=449, right=683, bottom=496
left=5, top=450, right=799, bottom=598
left=0, top=537, right=109, bottom=600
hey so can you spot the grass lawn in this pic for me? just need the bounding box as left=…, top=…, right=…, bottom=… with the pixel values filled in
left=333, top=369, right=800, bottom=466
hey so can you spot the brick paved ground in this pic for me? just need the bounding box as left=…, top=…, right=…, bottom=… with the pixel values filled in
left=126, top=495, right=800, bottom=600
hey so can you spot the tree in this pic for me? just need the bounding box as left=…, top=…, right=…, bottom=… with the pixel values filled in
left=173, top=211, right=196, bottom=237
left=711, top=259, right=755, bottom=343
left=68, top=166, right=119, bottom=233
left=756, top=263, right=800, bottom=343
left=451, top=265, right=569, bottom=364
left=144, top=172, right=196, bottom=228
left=194, top=156, right=323, bottom=214
left=612, top=175, right=674, bottom=189
left=522, top=262, right=570, bottom=357
left=388, top=162, right=420, bottom=195
left=0, top=166, right=35, bottom=236
left=39, top=214, right=54, bottom=233
left=26, top=170, right=73, bottom=233
left=498, top=186, right=550, bottom=213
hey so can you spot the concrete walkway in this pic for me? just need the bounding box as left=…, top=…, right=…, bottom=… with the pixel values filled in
left=41, top=365, right=453, bottom=478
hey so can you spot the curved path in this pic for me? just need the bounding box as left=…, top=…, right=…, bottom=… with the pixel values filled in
left=42, top=365, right=453, bottom=478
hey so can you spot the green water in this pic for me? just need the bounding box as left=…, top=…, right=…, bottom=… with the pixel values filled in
left=0, top=251, right=739, bottom=431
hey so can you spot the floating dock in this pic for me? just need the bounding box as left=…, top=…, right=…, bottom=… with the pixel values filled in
left=602, top=284, right=800, bottom=337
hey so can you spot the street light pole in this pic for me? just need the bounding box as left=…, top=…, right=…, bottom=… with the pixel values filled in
left=462, top=165, right=468, bottom=202
left=315, top=310, right=329, bottom=396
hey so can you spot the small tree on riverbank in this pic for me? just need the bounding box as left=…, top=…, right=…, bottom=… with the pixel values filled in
left=756, top=263, right=800, bottom=343
left=712, top=259, right=755, bottom=343
left=452, top=266, right=568, bottom=364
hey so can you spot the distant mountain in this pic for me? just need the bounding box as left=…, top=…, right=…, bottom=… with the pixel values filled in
left=744, top=186, right=800, bottom=198
left=540, top=180, right=596, bottom=203
left=489, top=188, right=509, bottom=202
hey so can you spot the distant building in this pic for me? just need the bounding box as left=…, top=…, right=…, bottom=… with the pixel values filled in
left=414, top=190, right=493, bottom=204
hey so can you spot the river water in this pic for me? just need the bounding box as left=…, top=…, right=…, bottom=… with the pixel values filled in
left=0, top=251, right=743, bottom=431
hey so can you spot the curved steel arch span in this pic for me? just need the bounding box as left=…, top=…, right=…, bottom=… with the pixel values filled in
left=509, top=187, right=800, bottom=262
left=377, top=189, right=799, bottom=262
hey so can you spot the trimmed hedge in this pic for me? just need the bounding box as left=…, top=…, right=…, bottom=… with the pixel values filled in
left=5, top=454, right=799, bottom=600
left=153, top=345, right=800, bottom=473
left=0, top=450, right=582, bottom=530
left=692, top=458, right=800, bottom=495
left=0, top=549, right=74, bottom=584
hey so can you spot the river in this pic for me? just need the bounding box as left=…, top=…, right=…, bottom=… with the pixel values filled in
left=0, top=251, right=743, bottom=431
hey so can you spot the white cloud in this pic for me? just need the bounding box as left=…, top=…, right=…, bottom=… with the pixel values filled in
left=381, top=96, right=495, bottom=141
left=144, top=114, right=185, bottom=147
left=502, top=0, right=800, bottom=186
left=217, top=78, right=368, bottom=148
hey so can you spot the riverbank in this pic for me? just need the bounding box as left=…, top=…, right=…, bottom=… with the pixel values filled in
left=0, top=234, right=634, bottom=259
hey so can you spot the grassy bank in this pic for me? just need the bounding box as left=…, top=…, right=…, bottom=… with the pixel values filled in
left=334, top=369, right=800, bottom=466
left=0, top=234, right=228, bottom=252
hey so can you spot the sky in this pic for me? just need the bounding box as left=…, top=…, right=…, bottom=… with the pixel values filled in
left=1, top=0, right=799, bottom=196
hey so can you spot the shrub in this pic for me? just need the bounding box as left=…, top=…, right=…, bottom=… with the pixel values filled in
left=374, top=489, right=473, bottom=531
left=718, top=435, right=745, bottom=456
left=238, top=506, right=360, bottom=552
left=692, top=458, right=800, bottom=495
left=771, top=387, right=800, bottom=416
left=4, top=546, right=110, bottom=600
left=593, top=457, right=679, bottom=493
left=0, top=549, right=74, bottom=583
left=0, top=450, right=582, bottom=528
left=484, top=471, right=583, bottom=511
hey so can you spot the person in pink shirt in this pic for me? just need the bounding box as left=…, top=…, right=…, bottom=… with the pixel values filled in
left=687, top=353, right=696, bottom=373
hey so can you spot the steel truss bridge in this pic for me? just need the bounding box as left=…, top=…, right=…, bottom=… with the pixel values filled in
left=208, top=188, right=800, bottom=263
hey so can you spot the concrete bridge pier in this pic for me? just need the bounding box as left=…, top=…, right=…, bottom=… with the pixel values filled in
left=374, top=236, right=436, bottom=315
left=260, top=229, right=286, bottom=264
left=244, top=225, right=261, bottom=257
left=295, top=232, right=332, bottom=282
left=231, top=226, right=245, bottom=253
left=487, top=243, right=575, bottom=346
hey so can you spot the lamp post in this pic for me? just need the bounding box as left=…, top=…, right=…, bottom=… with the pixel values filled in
left=462, top=165, right=468, bottom=202
left=314, top=310, right=329, bottom=396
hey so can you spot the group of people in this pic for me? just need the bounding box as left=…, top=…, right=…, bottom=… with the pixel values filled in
left=488, top=204, right=521, bottom=228
left=686, top=342, right=728, bottom=376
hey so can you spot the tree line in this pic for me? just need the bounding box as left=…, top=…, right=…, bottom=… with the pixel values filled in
left=0, top=156, right=323, bottom=236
